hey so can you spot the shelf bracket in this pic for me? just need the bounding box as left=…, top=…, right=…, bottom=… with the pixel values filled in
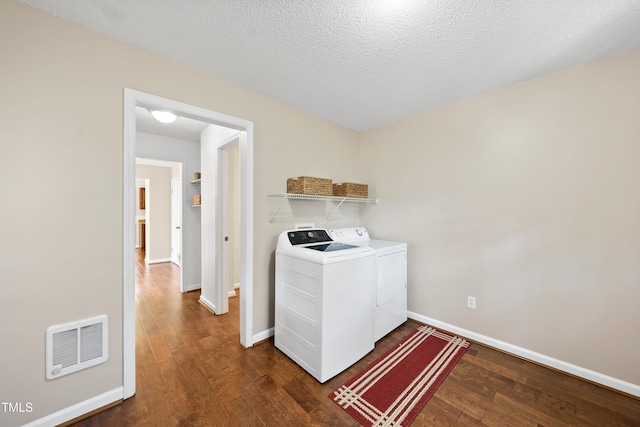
left=268, top=195, right=288, bottom=223
left=326, top=197, right=346, bottom=220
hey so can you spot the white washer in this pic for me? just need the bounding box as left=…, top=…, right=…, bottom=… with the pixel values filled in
left=329, top=227, right=407, bottom=341
left=275, top=229, right=376, bottom=383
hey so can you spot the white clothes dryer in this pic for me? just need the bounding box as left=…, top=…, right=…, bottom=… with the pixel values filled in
left=275, top=229, right=376, bottom=383
left=329, top=227, right=407, bottom=341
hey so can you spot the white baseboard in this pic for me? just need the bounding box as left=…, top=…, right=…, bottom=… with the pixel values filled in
left=145, top=257, right=171, bottom=264
left=23, top=387, right=123, bottom=427
left=252, top=327, right=274, bottom=344
left=408, top=311, right=640, bottom=398
left=183, top=283, right=201, bottom=292
left=234, top=282, right=240, bottom=289
left=199, top=295, right=217, bottom=314
left=228, top=290, right=237, bottom=297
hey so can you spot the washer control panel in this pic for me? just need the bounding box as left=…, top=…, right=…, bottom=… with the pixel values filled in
left=328, top=227, right=369, bottom=241
left=287, top=229, right=332, bottom=246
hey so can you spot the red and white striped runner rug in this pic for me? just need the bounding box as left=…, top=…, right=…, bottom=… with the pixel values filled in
left=330, top=326, right=469, bottom=427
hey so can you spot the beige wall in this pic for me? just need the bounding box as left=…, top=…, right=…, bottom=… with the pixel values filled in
left=0, top=1, right=358, bottom=425
left=359, top=49, right=640, bottom=386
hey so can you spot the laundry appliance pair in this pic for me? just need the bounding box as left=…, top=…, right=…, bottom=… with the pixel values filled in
left=275, top=227, right=407, bottom=382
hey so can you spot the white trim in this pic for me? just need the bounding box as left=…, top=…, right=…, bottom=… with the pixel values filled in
left=220, top=144, right=230, bottom=307
left=183, top=283, right=201, bottom=292
left=408, top=311, right=640, bottom=397
left=145, top=257, right=172, bottom=264
left=202, top=130, right=240, bottom=317
left=123, top=89, right=136, bottom=399
left=252, top=327, right=274, bottom=344
left=23, top=387, right=123, bottom=427
left=170, top=175, right=182, bottom=269
left=228, top=290, right=237, bottom=297
left=211, top=133, right=246, bottom=321
left=123, top=88, right=255, bottom=401
left=234, top=282, right=240, bottom=289
left=239, top=129, right=254, bottom=347
left=199, top=294, right=217, bottom=313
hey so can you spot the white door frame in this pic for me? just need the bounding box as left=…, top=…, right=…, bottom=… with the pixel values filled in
left=219, top=142, right=239, bottom=299
left=123, top=88, right=254, bottom=399
left=171, top=176, right=182, bottom=268
left=220, top=145, right=230, bottom=297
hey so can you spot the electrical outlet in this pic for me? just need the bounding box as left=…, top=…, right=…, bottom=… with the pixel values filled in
left=467, top=296, right=476, bottom=309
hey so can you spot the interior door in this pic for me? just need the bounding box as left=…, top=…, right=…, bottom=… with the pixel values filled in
left=171, top=177, right=182, bottom=267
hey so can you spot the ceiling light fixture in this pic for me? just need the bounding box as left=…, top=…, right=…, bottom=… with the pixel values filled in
left=150, top=110, right=177, bottom=125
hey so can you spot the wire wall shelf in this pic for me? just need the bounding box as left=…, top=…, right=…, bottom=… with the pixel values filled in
left=267, top=193, right=378, bottom=222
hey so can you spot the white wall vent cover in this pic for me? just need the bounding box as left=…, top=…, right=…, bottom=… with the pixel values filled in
left=45, top=315, right=108, bottom=379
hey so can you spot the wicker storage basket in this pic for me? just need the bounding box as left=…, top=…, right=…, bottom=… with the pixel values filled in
left=194, top=172, right=201, bottom=180
left=192, top=194, right=201, bottom=206
left=287, top=176, right=332, bottom=196
left=332, top=182, right=368, bottom=198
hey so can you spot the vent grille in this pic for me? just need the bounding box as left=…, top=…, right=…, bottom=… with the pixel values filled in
left=80, top=323, right=103, bottom=362
left=46, top=315, right=108, bottom=380
left=52, top=329, right=78, bottom=368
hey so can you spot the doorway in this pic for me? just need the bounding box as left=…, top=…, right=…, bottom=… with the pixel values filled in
left=123, top=89, right=254, bottom=399
left=135, top=159, right=182, bottom=271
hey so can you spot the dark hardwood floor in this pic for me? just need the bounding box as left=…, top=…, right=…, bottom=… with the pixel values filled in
left=69, top=249, right=640, bottom=426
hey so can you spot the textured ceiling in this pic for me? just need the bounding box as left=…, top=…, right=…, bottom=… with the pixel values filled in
left=20, top=0, right=640, bottom=131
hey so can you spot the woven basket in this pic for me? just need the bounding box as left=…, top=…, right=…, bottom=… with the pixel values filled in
left=192, top=194, right=201, bottom=206
left=287, top=176, right=332, bottom=196
left=332, top=182, right=368, bottom=198
left=193, top=172, right=201, bottom=180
